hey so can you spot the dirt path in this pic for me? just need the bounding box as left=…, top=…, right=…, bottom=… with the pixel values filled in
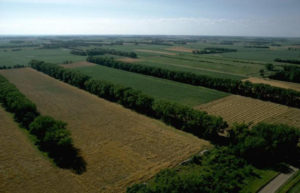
left=258, top=166, right=299, bottom=193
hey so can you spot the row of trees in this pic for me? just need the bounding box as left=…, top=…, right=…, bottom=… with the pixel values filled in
left=127, top=122, right=300, bottom=193
left=193, top=47, right=237, bottom=54
left=30, top=60, right=227, bottom=140
left=0, top=74, right=85, bottom=173
left=70, top=48, right=138, bottom=58
left=269, top=65, right=300, bottom=83
left=275, top=58, right=300, bottom=65
left=0, top=64, right=26, bottom=70
left=87, top=56, right=300, bottom=108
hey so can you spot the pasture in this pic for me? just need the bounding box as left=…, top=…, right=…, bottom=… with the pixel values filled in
left=0, top=68, right=210, bottom=193
left=70, top=63, right=229, bottom=107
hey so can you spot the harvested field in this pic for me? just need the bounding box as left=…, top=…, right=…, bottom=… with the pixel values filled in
left=117, top=57, right=142, bottom=63
left=195, top=95, right=300, bottom=128
left=244, top=77, right=300, bottom=92
left=0, top=68, right=210, bottom=193
left=0, top=107, right=87, bottom=193
left=135, top=49, right=176, bottom=55
left=60, top=61, right=96, bottom=68
left=166, top=46, right=194, bottom=53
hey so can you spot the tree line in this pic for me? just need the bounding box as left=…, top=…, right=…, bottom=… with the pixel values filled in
left=87, top=56, right=300, bottom=108
left=193, top=47, right=237, bottom=54
left=0, top=74, right=85, bottom=173
left=269, top=65, right=300, bottom=83
left=127, top=122, right=300, bottom=193
left=70, top=48, right=138, bottom=58
left=0, top=64, right=26, bottom=69
left=275, top=58, right=300, bottom=65
left=30, top=60, right=227, bottom=140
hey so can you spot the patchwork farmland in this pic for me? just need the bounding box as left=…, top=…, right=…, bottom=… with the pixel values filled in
left=0, top=68, right=210, bottom=193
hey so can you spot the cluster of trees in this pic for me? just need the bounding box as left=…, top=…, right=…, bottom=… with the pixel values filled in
left=275, top=58, right=300, bottom=65
left=269, top=65, right=300, bottom=83
left=127, top=147, right=255, bottom=193
left=87, top=56, right=300, bottom=108
left=193, top=47, right=237, bottom=54
left=0, top=64, right=26, bottom=70
left=0, top=74, right=85, bottom=173
left=228, top=123, right=300, bottom=166
left=127, top=122, right=300, bottom=193
left=30, top=60, right=227, bottom=140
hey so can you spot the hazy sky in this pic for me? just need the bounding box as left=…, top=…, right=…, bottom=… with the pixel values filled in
left=0, top=0, right=300, bottom=37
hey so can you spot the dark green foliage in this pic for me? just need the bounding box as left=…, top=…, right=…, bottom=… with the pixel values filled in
left=70, top=49, right=87, bottom=56
left=265, top=63, right=274, bottom=71
left=0, top=64, right=26, bottom=69
left=30, top=60, right=227, bottom=140
left=275, top=58, right=300, bottom=65
left=228, top=123, right=300, bottom=166
left=193, top=47, right=237, bottom=54
left=29, top=116, right=86, bottom=173
left=269, top=65, right=300, bottom=83
left=87, top=56, right=300, bottom=108
left=0, top=75, right=39, bottom=127
left=127, top=147, right=255, bottom=193
left=85, top=48, right=137, bottom=58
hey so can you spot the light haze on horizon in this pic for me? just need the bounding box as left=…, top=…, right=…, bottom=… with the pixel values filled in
left=0, top=0, right=300, bottom=37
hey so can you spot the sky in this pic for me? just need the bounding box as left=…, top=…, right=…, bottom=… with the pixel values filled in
left=0, top=0, right=300, bottom=37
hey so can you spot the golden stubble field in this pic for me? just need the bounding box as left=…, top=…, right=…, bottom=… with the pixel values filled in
left=195, top=95, right=300, bottom=128
left=0, top=68, right=210, bottom=193
left=244, top=77, right=300, bottom=92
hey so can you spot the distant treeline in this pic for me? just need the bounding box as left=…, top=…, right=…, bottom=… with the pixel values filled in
left=275, top=58, right=300, bottom=65
left=70, top=48, right=138, bottom=58
left=0, top=44, right=38, bottom=49
left=30, top=60, right=227, bottom=140
left=269, top=65, right=300, bottom=83
left=244, top=46, right=269, bottom=48
left=192, top=47, right=237, bottom=54
left=87, top=56, right=300, bottom=108
left=128, top=122, right=300, bottom=193
left=0, top=75, right=85, bottom=173
left=0, top=64, right=26, bottom=69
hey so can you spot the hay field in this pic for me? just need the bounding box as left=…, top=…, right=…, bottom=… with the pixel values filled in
left=166, top=46, right=194, bottom=53
left=0, top=68, right=210, bottom=193
left=135, top=49, right=176, bottom=55
left=195, top=95, right=300, bottom=127
left=0, top=107, right=88, bottom=193
left=244, top=77, right=300, bottom=92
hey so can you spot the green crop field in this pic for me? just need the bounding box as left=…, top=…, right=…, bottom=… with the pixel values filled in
left=0, top=47, right=86, bottom=67
left=75, top=65, right=229, bottom=106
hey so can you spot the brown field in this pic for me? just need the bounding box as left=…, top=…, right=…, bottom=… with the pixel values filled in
left=117, top=57, right=142, bottom=63
left=165, top=46, right=194, bottom=53
left=244, top=77, right=300, bottom=92
left=195, top=95, right=300, bottom=128
left=135, top=49, right=176, bottom=55
left=0, top=68, right=210, bottom=193
left=60, top=61, right=96, bottom=68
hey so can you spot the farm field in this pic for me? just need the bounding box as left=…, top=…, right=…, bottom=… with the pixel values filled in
left=71, top=62, right=229, bottom=107
left=195, top=95, right=300, bottom=127
left=0, top=47, right=86, bottom=67
left=0, top=68, right=211, bottom=193
left=0, top=107, right=87, bottom=193
left=244, top=77, right=300, bottom=92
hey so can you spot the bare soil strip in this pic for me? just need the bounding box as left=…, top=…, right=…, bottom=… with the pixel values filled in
left=135, top=49, right=176, bottom=55
left=244, top=77, right=300, bottom=92
left=195, top=95, right=300, bottom=127
left=60, top=61, right=96, bottom=68
left=0, top=68, right=210, bottom=193
left=166, top=46, right=194, bottom=53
